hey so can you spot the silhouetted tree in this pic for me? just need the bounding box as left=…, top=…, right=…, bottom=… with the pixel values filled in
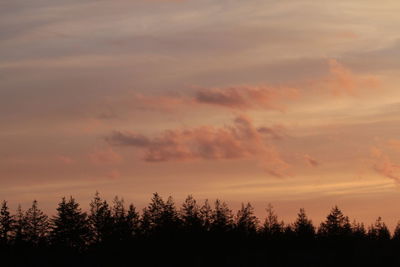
left=126, top=203, right=140, bottom=238
left=141, top=193, right=180, bottom=236
left=111, top=196, right=134, bottom=242
left=180, top=195, right=202, bottom=233
left=393, top=221, right=400, bottom=241
left=262, top=204, right=284, bottom=239
left=88, top=192, right=113, bottom=244
left=351, top=220, right=366, bottom=239
left=13, top=205, right=27, bottom=244
left=200, top=199, right=213, bottom=231
left=0, top=201, right=14, bottom=244
left=293, top=208, right=315, bottom=240
left=141, top=193, right=164, bottom=234
left=3, top=193, right=400, bottom=267
left=367, top=217, right=390, bottom=241
left=51, top=197, right=90, bottom=250
left=235, top=203, right=258, bottom=237
left=318, top=206, right=351, bottom=238
left=211, top=199, right=233, bottom=233
left=24, top=200, right=49, bottom=245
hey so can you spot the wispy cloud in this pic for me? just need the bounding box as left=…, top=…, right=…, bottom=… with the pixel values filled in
left=320, top=59, right=380, bottom=96
left=106, top=115, right=289, bottom=177
left=304, top=154, right=319, bottom=167
left=88, top=147, right=123, bottom=165
left=370, top=147, right=400, bottom=183
left=194, top=85, right=300, bottom=111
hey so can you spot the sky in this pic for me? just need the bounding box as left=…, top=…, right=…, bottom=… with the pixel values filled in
left=2, top=0, right=400, bottom=228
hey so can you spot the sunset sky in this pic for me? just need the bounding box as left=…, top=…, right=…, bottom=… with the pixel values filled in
left=2, top=0, right=400, bottom=228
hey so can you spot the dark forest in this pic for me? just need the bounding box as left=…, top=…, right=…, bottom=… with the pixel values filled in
left=1, top=192, right=400, bottom=267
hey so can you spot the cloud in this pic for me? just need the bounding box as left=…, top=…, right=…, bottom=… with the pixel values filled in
left=370, top=147, right=400, bottom=183
left=387, top=139, right=400, bottom=151
left=304, top=154, right=319, bottom=167
left=105, top=170, right=121, bottom=180
left=321, top=59, right=380, bottom=96
left=56, top=155, right=75, bottom=165
left=88, top=147, right=123, bottom=165
left=106, top=115, right=289, bottom=177
left=122, top=60, right=379, bottom=114
left=194, top=85, right=300, bottom=111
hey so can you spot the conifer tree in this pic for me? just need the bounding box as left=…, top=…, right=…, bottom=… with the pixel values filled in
left=211, top=199, right=233, bottom=233
left=13, top=205, right=26, bottom=244
left=24, top=200, right=49, bottom=245
left=0, top=201, right=14, bottom=244
left=111, top=196, right=130, bottom=241
left=200, top=199, right=213, bottom=231
left=235, top=203, right=258, bottom=236
left=392, top=221, right=400, bottom=241
left=51, top=197, right=90, bottom=250
left=162, top=196, right=180, bottom=231
left=367, top=217, right=390, bottom=241
left=351, top=220, right=366, bottom=239
left=293, top=208, right=315, bottom=239
left=318, top=206, right=351, bottom=238
left=126, top=203, right=140, bottom=237
left=141, top=193, right=165, bottom=234
left=88, top=192, right=113, bottom=244
left=180, top=195, right=202, bottom=232
left=263, top=204, right=284, bottom=239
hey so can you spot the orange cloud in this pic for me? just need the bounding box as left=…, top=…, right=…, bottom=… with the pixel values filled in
left=194, top=85, right=300, bottom=111
left=133, top=93, right=192, bottom=112
left=56, top=155, right=75, bottom=165
left=304, top=154, right=319, bottom=167
left=387, top=139, right=400, bottom=151
left=322, top=59, right=380, bottom=96
left=106, top=115, right=289, bottom=177
left=370, top=147, right=400, bottom=182
left=88, top=147, right=123, bottom=165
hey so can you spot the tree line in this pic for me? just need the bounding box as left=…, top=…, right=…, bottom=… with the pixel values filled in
left=1, top=192, right=400, bottom=266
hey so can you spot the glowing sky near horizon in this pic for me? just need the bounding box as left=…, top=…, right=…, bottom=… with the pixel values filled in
left=2, top=0, right=400, bottom=228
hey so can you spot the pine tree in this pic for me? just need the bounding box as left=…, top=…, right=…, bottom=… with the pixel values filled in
left=211, top=199, right=233, bottom=233
left=0, top=201, right=14, bottom=244
left=111, top=196, right=129, bottom=241
left=200, top=199, right=213, bottom=231
left=351, top=220, right=366, bottom=239
left=126, top=203, right=140, bottom=237
left=24, top=200, right=49, bottom=245
left=141, top=193, right=165, bottom=234
left=13, top=205, right=26, bottom=244
left=318, top=206, right=351, bottom=238
left=393, top=221, right=400, bottom=241
left=180, top=195, right=202, bottom=232
left=162, top=196, right=180, bottom=231
left=51, top=197, right=90, bottom=250
left=368, top=217, right=390, bottom=241
left=88, top=192, right=113, bottom=244
left=235, top=203, right=258, bottom=236
left=263, top=204, right=284, bottom=239
left=293, top=208, right=315, bottom=239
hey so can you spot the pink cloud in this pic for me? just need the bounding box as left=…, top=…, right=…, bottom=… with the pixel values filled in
left=124, top=60, right=379, bottom=114
left=56, top=155, right=75, bottom=165
left=387, top=139, right=400, bottom=151
left=106, top=115, right=289, bottom=177
left=105, top=170, right=121, bottom=180
left=88, top=147, right=123, bottom=165
left=322, top=59, right=380, bottom=96
left=133, top=93, right=192, bottom=112
left=194, top=85, right=300, bottom=111
left=304, top=154, right=319, bottom=167
left=370, top=147, right=400, bottom=182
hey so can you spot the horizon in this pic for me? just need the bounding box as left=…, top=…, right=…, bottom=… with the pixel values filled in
left=2, top=0, right=400, bottom=233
